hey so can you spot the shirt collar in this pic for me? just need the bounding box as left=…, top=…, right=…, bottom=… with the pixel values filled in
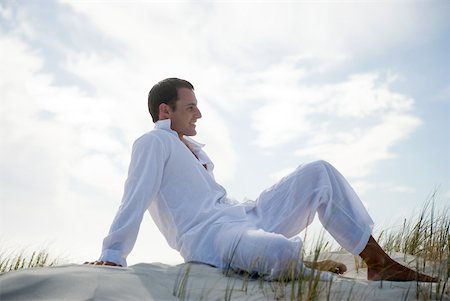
left=154, top=118, right=173, bottom=132
left=184, top=136, right=205, bottom=151
left=154, top=119, right=205, bottom=149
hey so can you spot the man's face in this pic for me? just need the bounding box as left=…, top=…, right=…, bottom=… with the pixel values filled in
left=168, top=88, right=202, bottom=138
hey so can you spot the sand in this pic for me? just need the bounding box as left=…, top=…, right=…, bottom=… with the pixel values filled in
left=1, top=251, right=448, bottom=300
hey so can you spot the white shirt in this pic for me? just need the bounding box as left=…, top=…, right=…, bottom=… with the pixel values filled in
left=99, top=119, right=250, bottom=267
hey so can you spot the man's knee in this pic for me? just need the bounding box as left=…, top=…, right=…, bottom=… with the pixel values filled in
left=296, top=160, right=332, bottom=176
left=310, top=159, right=332, bottom=169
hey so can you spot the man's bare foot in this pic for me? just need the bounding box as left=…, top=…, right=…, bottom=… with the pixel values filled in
left=367, top=258, right=437, bottom=282
left=304, top=260, right=347, bottom=274
left=84, top=260, right=122, bottom=267
left=360, top=236, right=438, bottom=282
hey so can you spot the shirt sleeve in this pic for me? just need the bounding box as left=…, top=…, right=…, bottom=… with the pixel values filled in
left=98, top=134, right=166, bottom=267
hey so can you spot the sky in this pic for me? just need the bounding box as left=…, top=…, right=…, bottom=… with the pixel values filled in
left=1, top=0, right=449, bottom=266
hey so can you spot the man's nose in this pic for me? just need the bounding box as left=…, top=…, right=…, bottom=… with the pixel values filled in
left=196, top=108, right=202, bottom=118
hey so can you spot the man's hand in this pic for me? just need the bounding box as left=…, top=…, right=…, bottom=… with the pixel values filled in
left=84, top=260, right=122, bottom=267
left=304, top=259, right=347, bottom=274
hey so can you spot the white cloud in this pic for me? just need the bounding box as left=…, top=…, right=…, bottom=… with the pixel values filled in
left=295, top=111, right=421, bottom=179
left=360, top=182, right=416, bottom=194
left=61, top=1, right=448, bottom=84
left=251, top=71, right=421, bottom=179
left=387, top=185, right=416, bottom=194
left=348, top=180, right=375, bottom=196
left=0, top=33, right=130, bottom=259
left=433, top=84, right=450, bottom=102
left=270, top=166, right=297, bottom=182
left=445, top=190, right=450, bottom=199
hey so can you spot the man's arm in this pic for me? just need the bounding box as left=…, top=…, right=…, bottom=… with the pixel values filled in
left=88, top=134, right=167, bottom=267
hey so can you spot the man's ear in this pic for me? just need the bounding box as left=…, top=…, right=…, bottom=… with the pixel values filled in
left=158, top=103, right=170, bottom=120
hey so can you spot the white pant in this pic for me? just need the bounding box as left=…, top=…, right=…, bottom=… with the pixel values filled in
left=223, top=160, right=373, bottom=279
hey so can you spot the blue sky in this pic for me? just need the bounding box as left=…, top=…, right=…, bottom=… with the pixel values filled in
left=1, top=0, right=449, bottom=265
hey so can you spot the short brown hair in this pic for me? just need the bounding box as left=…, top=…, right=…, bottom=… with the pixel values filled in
left=148, top=78, right=194, bottom=122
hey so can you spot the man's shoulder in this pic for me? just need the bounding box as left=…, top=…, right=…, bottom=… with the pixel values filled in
left=133, top=128, right=174, bottom=148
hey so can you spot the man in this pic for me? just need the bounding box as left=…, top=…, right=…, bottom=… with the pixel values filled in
left=87, top=78, right=436, bottom=282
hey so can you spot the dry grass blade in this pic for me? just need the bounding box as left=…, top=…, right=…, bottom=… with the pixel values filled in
left=0, top=249, right=59, bottom=273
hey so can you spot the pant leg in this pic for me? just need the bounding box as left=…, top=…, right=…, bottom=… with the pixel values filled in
left=248, top=160, right=373, bottom=255
left=222, top=226, right=331, bottom=280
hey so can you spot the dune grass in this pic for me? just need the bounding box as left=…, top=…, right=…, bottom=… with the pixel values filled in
left=376, top=192, right=449, bottom=300
left=377, top=193, right=449, bottom=262
left=0, top=249, right=60, bottom=273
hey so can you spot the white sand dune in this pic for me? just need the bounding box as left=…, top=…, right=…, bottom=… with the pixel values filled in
left=1, top=252, right=448, bottom=300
